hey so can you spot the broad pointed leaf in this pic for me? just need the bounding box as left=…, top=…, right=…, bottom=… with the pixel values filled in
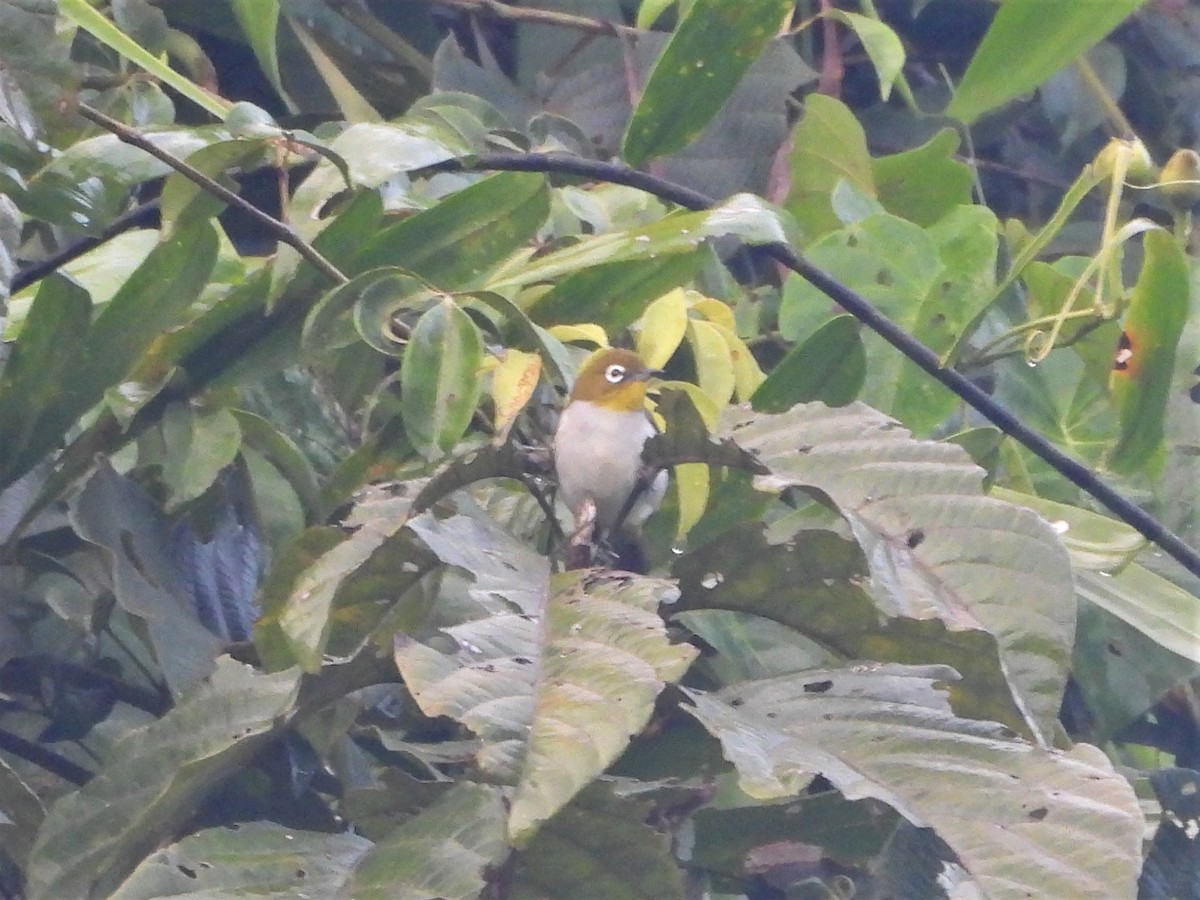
left=718, top=402, right=1075, bottom=742
left=686, top=665, right=1143, bottom=898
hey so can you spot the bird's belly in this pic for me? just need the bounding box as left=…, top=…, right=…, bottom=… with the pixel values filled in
left=553, top=402, right=658, bottom=530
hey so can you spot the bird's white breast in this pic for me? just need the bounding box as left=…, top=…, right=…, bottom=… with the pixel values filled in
left=553, top=400, right=665, bottom=530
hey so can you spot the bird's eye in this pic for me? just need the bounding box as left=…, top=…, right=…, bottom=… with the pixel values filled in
left=604, top=364, right=627, bottom=384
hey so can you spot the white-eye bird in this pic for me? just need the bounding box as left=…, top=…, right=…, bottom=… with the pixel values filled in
left=553, top=348, right=668, bottom=536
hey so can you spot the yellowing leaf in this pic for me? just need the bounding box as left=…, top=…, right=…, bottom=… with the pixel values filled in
left=691, top=296, right=737, bottom=332
left=637, top=288, right=689, bottom=369
left=547, top=323, right=609, bottom=348
left=491, top=349, right=542, bottom=443
left=655, top=380, right=720, bottom=429
left=675, top=462, right=710, bottom=541
left=710, top=321, right=765, bottom=400
left=687, top=318, right=736, bottom=405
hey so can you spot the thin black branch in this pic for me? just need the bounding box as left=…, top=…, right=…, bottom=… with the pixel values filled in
left=0, top=727, right=92, bottom=785
left=12, top=200, right=160, bottom=294
left=423, top=151, right=1200, bottom=581
left=75, top=103, right=348, bottom=286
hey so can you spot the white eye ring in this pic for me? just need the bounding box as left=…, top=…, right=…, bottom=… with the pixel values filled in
left=604, top=363, right=627, bottom=384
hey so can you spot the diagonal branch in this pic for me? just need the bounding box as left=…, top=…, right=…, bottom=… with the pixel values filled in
left=419, top=150, right=1200, bottom=581
left=75, top=103, right=348, bottom=287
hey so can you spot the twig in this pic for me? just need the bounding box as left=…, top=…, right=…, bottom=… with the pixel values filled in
left=420, top=0, right=626, bottom=37
left=75, top=103, right=348, bottom=287
left=0, top=726, right=92, bottom=785
left=323, top=0, right=434, bottom=82
left=418, top=150, right=1200, bottom=582
left=12, top=199, right=160, bottom=294
left=1072, top=53, right=1135, bottom=140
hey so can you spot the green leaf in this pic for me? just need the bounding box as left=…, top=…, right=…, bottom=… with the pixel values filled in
left=353, top=172, right=549, bottom=288
left=685, top=665, right=1143, bottom=897
left=1073, top=567, right=1200, bottom=739
left=873, top=129, right=973, bottom=227
left=25, top=660, right=302, bottom=900
left=159, top=404, right=243, bottom=510
left=527, top=253, right=705, bottom=330
left=83, top=220, right=219, bottom=394
left=111, top=822, right=370, bottom=898
left=400, top=297, right=485, bottom=460
left=159, top=138, right=271, bottom=231
left=785, top=94, right=875, bottom=237
left=778, top=208, right=997, bottom=432
left=622, top=0, right=792, bottom=164
left=752, top=314, right=864, bottom=411
left=990, top=487, right=1143, bottom=572
left=491, top=193, right=793, bottom=291
left=265, top=493, right=436, bottom=672
left=947, top=0, right=1148, bottom=124
left=0, top=275, right=93, bottom=484
left=717, top=403, right=1075, bottom=743
left=59, top=0, right=231, bottom=118
left=1108, top=228, right=1190, bottom=474
left=824, top=10, right=905, bottom=102
left=304, top=267, right=434, bottom=354
left=339, top=783, right=507, bottom=900
left=231, top=0, right=290, bottom=109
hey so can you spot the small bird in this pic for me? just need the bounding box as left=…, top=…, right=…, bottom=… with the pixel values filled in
left=553, top=348, right=668, bottom=548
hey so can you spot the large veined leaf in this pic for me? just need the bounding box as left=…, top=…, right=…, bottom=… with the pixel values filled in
left=25, top=660, right=302, bottom=900
left=685, top=665, right=1144, bottom=898
left=674, top=523, right=1045, bottom=732
left=110, top=822, right=371, bottom=899
left=393, top=513, right=697, bottom=844
left=716, top=402, right=1075, bottom=743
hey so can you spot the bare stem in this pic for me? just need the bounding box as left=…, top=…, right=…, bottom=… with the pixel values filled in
left=76, top=103, right=348, bottom=287
left=419, top=0, right=627, bottom=36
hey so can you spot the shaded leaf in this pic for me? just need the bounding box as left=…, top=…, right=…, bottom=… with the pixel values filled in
left=948, top=0, right=1147, bottom=124
left=340, top=782, right=506, bottom=900
left=25, top=660, right=301, bottom=900
left=512, top=782, right=685, bottom=899
left=70, top=462, right=222, bottom=695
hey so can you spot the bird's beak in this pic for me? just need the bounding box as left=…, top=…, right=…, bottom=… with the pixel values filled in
left=636, top=368, right=665, bottom=382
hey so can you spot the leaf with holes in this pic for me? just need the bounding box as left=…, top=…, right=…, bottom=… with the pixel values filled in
left=718, top=402, right=1075, bottom=743
left=685, top=664, right=1143, bottom=897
